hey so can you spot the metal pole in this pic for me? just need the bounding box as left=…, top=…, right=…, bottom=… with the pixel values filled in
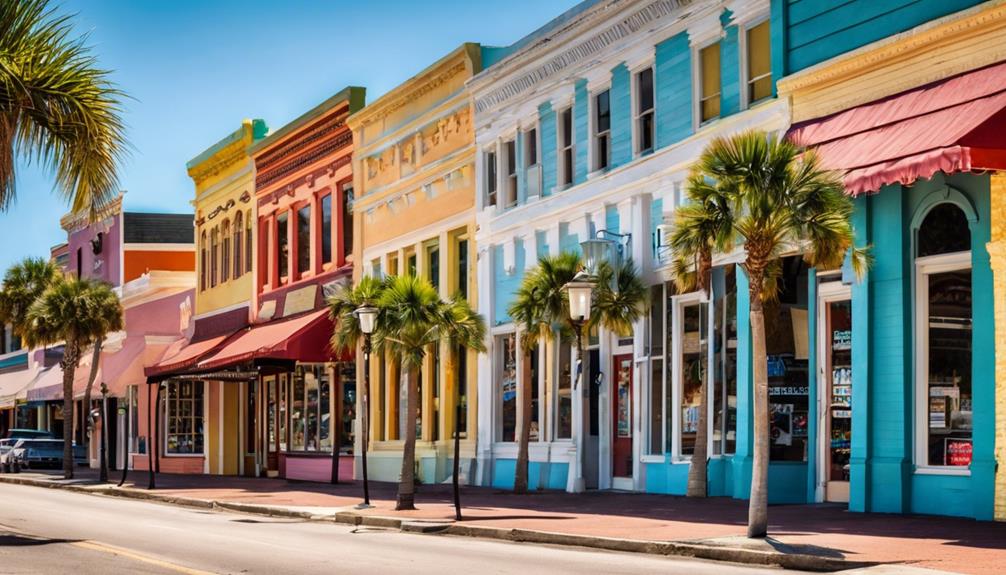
left=99, top=383, right=108, bottom=482
left=360, top=335, right=372, bottom=507
left=146, top=383, right=154, bottom=490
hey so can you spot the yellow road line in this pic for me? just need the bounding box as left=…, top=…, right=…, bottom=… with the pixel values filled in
left=71, top=540, right=218, bottom=575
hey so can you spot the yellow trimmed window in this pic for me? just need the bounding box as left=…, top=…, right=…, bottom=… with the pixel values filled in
left=747, top=20, right=771, bottom=104
left=700, top=43, right=721, bottom=123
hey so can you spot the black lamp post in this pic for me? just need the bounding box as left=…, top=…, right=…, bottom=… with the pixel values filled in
left=355, top=305, right=377, bottom=508
left=99, top=382, right=108, bottom=482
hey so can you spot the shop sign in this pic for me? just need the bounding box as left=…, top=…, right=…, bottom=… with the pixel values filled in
left=946, top=438, right=972, bottom=466
left=769, top=386, right=808, bottom=396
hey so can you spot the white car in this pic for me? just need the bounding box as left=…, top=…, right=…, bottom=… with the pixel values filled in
left=0, top=438, right=26, bottom=472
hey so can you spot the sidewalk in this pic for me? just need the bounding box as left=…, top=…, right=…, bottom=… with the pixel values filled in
left=4, top=469, right=1004, bottom=574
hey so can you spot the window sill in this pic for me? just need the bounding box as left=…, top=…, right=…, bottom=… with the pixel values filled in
left=915, top=466, right=971, bottom=477
left=162, top=452, right=205, bottom=458
left=640, top=454, right=664, bottom=464
left=283, top=450, right=335, bottom=457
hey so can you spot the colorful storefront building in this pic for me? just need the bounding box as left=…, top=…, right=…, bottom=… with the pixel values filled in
left=349, top=44, right=489, bottom=484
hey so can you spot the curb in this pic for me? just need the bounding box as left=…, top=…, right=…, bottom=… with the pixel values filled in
left=0, top=475, right=873, bottom=572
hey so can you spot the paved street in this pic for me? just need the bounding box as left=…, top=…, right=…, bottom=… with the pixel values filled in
left=0, top=483, right=809, bottom=575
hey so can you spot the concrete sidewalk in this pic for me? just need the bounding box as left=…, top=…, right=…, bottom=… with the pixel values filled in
left=3, top=469, right=1002, bottom=574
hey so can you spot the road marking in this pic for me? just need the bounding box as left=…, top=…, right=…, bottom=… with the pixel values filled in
left=72, top=540, right=217, bottom=575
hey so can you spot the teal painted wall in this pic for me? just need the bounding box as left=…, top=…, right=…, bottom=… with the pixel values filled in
left=849, top=194, right=871, bottom=512
left=559, top=223, right=581, bottom=254
left=720, top=11, right=741, bottom=117
left=492, top=458, right=568, bottom=491
left=654, top=32, right=691, bottom=149
left=536, top=231, right=549, bottom=260
left=605, top=205, right=619, bottom=236
left=805, top=270, right=818, bottom=503
left=783, top=0, right=982, bottom=74
left=609, top=63, right=632, bottom=168
left=731, top=267, right=754, bottom=499
left=574, top=79, right=590, bottom=185
left=493, top=239, right=527, bottom=325
left=650, top=198, right=663, bottom=259
left=539, top=102, right=557, bottom=197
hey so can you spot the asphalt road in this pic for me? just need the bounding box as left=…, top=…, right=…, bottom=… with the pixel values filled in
left=0, top=483, right=813, bottom=575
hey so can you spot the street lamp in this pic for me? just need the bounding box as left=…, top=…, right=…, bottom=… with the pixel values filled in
left=564, top=271, right=595, bottom=389
left=354, top=305, right=378, bottom=508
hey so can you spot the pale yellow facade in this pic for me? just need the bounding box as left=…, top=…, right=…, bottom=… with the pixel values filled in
left=348, top=44, right=482, bottom=483
left=188, top=119, right=264, bottom=317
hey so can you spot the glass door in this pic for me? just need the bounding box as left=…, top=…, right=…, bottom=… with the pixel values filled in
left=264, top=376, right=279, bottom=474
left=819, top=284, right=852, bottom=503
left=611, top=354, right=633, bottom=478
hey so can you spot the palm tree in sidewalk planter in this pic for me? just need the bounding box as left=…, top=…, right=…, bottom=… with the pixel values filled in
left=672, top=130, right=868, bottom=538
left=23, top=277, right=123, bottom=479
left=373, top=274, right=486, bottom=511
left=0, top=0, right=128, bottom=216
left=507, top=253, right=646, bottom=494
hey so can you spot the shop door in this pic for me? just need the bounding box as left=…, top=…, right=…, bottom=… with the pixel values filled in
left=818, top=285, right=852, bottom=503
left=264, top=376, right=280, bottom=474
left=611, top=354, right=633, bottom=478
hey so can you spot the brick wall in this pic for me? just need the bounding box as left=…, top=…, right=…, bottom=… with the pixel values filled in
left=989, top=172, right=1006, bottom=521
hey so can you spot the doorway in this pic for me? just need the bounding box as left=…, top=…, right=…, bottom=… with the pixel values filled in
left=264, top=375, right=280, bottom=476
left=817, top=281, right=852, bottom=503
left=611, top=354, right=633, bottom=482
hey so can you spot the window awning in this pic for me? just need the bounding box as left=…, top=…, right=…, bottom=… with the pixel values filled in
left=787, top=60, right=1006, bottom=196
left=0, top=367, right=35, bottom=409
left=144, top=333, right=231, bottom=381
left=26, top=365, right=63, bottom=402
left=195, top=308, right=340, bottom=372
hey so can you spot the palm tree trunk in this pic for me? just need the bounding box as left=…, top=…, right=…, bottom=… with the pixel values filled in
left=61, top=342, right=80, bottom=479
left=396, top=366, right=419, bottom=510
left=687, top=256, right=713, bottom=498
left=448, top=347, right=462, bottom=520
left=514, top=345, right=532, bottom=494
left=81, top=338, right=102, bottom=469
left=747, top=271, right=769, bottom=538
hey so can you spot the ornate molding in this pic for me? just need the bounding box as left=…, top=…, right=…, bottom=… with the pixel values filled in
left=255, top=128, right=352, bottom=190
left=254, top=110, right=350, bottom=186
left=60, top=194, right=123, bottom=232
left=257, top=156, right=351, bottom=208
left=356, top=60, right=468, bottom=129
left=474, top=0, right=687, bottom=114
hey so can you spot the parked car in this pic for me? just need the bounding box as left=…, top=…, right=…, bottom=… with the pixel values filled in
left=5, top=429, right=55, bottom=440
left=0, top=439, right=25, bottom=472
left=20, top=439, right=87, bottom=468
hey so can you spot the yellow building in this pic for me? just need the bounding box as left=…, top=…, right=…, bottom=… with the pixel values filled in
left=186, top=118, right=267, bottom=475
left=348, top=44, right=483, bottom=484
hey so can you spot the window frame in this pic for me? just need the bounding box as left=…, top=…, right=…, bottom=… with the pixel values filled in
left=210, top=227, right=219, bottom=288
left=671, top=290, right=706, bottom=461
left=163, top=380, right=205, bottom=456
left=495, top=330, right=518, bottom=443
left=592, top=87, right=612, bottom=172
left=484, top=147, right=498, bottom=209
left=740, top=17, right=772, bottom=110
left=633, top=65, right=656, bottom=156
left=694, top=39, right=723, bottom=127
left=503, top=139, right=518, bottom=208
left=642, top=283, right=668, bottom=461
left=524, top=124, right=542, bottom=200
left=221, top=219, right=231, bottom=284
left=286, top=364, right=333, bottom=453
left=557, top=106, right=575, bottom=189
left=234, top=211, right=244, bottom=280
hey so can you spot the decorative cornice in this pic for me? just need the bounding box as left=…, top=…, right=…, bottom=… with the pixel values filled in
left=473, top=0, right=688, bottom=114
left=352, top=59, right=470, bottom=130
left=255, top=121, right=352, bottom=190
left=60, top=194, right=123, bottom=232
left=257, top=156, right=351, bottom=208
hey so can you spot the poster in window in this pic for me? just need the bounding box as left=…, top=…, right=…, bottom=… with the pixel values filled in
left=770, top=403, right=793, bottom=446
left=616, top=361, right=631, bottom=438
left=945, top=438, right=972, bottom=466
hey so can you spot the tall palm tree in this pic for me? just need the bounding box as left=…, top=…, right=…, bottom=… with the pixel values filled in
left=0, top=257, right=61, bottom=337
left=0, top=0, right=128, bottom=216
left=670, top=172, right=736, bottom=500
left=23, top=277, right=122, bottom=478
left=672, top=130, right=867, bottom=538
left=328, top=276, right=386, bottom=490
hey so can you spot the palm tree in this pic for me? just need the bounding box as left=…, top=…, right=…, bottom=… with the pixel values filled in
left=669, top=172, right=736, bottom=500
left=671, top=130, right=867, bottom=538
left=0, top=0, right=128, bottom=216
left=328, top=276, right=386, bottom=493
left=438, top=294, right=486, bottom=518
left=22, top=277, right=123, bottom=478
left=0, top=257, right=61, bottom=337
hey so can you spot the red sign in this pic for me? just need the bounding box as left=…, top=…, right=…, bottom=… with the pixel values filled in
left=946, top=439, right=972, bottom=466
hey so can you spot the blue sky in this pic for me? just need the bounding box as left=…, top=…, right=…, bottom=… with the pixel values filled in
left=2, top=0, right=576, bottom=271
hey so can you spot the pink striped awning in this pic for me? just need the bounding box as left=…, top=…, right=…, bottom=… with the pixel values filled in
left=788, top=60, right=1006, bottom=196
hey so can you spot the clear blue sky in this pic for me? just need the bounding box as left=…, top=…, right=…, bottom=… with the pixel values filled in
left=2, top=0, right=576, bottom=271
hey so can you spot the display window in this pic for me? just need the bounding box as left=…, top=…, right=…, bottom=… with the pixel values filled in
left=497, top=333, right=517, bottom=442
left=165, top=380, right=204, bottom=455
left=766, top=256, right=810, bottom=462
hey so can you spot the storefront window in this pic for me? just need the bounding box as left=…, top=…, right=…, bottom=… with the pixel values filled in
left=337, top=362, right=355, bottom=454
left=288, top=365, right=331, bottom=452
left=498, top=333, right=517, bottom=442
left=529, top=345, right=540, bottom=442
left=679, top=299, right=705, bottom=456
left=556, top=343, right=572, bottom=440
left=767, top=257, right=810, bottom=462
left=917, top=203, right=972, bottom=467
left=457, top=345, right=468, bottom=438
left=712, top=266, right=737, bottom=455
left=297, top=205, right=311, bottom=275
left=279, top=373, right=287, bottom=451
left=277, top=212, right=289, bottom=280
left=127, top=385, right=140, bottom=454
left=165, top=381, right=204, bottom=455
left=646, top=284, right=666, bottom=455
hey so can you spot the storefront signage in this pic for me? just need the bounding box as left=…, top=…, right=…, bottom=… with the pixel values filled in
left=769, top=386, right=808, bottom=396
left=946, top=438, right=972, bottom=466
left=832, top=330, right=851, bottom=350
left=283, top=284, right=318, bottom=317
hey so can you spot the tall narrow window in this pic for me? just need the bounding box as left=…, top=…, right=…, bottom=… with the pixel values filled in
left=559, top=108, right=574, bottom=187
left=746, top=20, right=771, bottom=104
left=917, top=203, right=973, bottom=468
left=233, top=212, right=243, bottom=279
left=699, top=43, right=722, bottom=123
left=556, top=343, right=572, bottom=439
left=76, top=247, right=82, bottom=279
left=498, top=333, right=517, bottom=442
left=457, top=236, right=469, bottom=300
left=504, top=140, right=517, bottom=208
left=485, top=150, right=498, bottom=208
left=646, top=284, right=666, bottom=455
left=297, top=205, right=310, bottom=275
left=594, top=89, right=611, bottom=171
left=426, top=243, right=440, bottom=291
left=277, top=212, right=289, bottom=281
left=636, top=67, right=655, bottom=153
left=245, top=209, right=253, bottom=274
left=405, top=248, right=416, bottom=277
left=221, top=220, right=231, bottom=283
left=210, top=227, right=219, bottom=288
left=165, top=381, right=204, bottom=454
left=457, top=345, right=468, bottom=438
left=199, top=231, right=208, bottom=291
left=321, top=194, right=333, bottom=265
left=342, top=184, right=354, bottom=259
left=525, top=127, right=540, bottom=199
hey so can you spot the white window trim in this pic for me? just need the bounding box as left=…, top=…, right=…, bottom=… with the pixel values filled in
left=524, top=122, right=542, bottom=202
left=913, top=249, right=972, bottom=475
left=692, top=38, right=722, bottom=131
left=631, top=62, right=656, bottom=158
left=671, top=291, right=705, bottom=461
left=162, top=380, right=205, bottom=457
left=503, top=138, right=518, bottom=209
left=556, top=106, right=575, bottom=192
left=483, top=144, right=500, bottom=213
left=739, top=16, right=771, bottom=111
left=643, top=283, right=667, bottom=457
left=589, top=85, right=612, bottom=175
left=495, top=330, right=517, bottom=444
left=553, top=337, right=574, bottom=441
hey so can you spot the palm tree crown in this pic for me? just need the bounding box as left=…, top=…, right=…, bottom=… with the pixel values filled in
left=23, top=277, right=123, bottom=349
left=328, top=275, right=387, bottom=355
left=0, top=0, right=129, bottom=215
left=0, top=257, right=61, bottom=339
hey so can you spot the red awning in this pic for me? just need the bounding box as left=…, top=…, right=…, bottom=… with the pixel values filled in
left=144, top=334, right=230, bottom=380
left=788, top=60, right=1006, bottom=196
left=195, top=309, right=339, bottom=371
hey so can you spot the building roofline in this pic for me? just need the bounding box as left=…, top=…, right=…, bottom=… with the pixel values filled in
left=249, top=86, right=365, bottom=157
left=186, top=119, right=267, bottom=171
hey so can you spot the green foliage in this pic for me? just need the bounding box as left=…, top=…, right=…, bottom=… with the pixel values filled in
left=22, top=276, right=122, bottom=350
left=327, top=275, right=387, bottom=355
left=0, top=0, right=129, bottom=216
left=0, top=257, right=60, bottom=339
left=590, top=258, right=648, bottom=336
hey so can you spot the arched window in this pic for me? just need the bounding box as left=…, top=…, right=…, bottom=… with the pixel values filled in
left=915, top=201, right=972, bottom=469
left=199, top=230, right=208, bottom=291
left=245, top=209, right=253, bottom=274
left=210, top=227, right=219, bottom=288
left=234, top=211, right=243, bottom=279
left=221, top=220, right=231, bottom=283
